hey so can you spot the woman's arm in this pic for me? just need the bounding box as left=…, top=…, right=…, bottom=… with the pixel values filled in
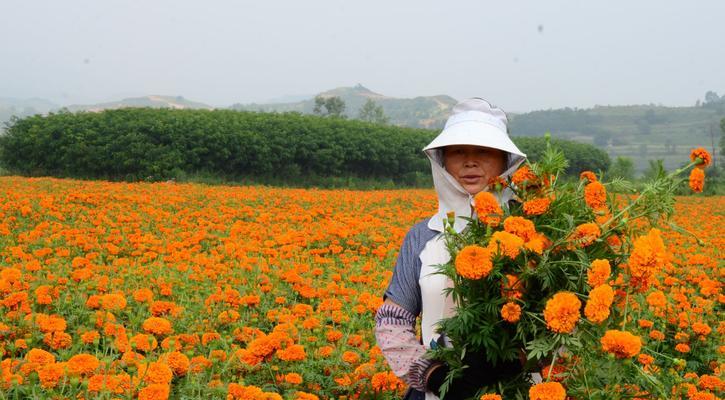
left=374, top=298, right=436, bottom=391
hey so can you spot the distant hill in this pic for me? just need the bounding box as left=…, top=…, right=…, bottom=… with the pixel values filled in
left=0, top=97, right=59, bottom=127
left=508, top=103, right=724, bottom=173
left=230, top=84, right=457, bottom=129
left=66, top=95, right=214, bottom=112
left=2, top=88, right=722, bottom=175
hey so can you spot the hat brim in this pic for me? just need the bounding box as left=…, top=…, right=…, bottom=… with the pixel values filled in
left=423, top=120, right=525, bottom=158
left=423, top=120, right=527, bottom=177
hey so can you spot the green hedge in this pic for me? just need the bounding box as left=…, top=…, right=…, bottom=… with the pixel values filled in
left=0, top=109, right=610, bottom=185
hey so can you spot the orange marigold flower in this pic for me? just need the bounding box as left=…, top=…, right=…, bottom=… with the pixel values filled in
left=512, top=165, right=538, bottom=187
left=690, top=147, right=712, bottom=168
left=628, top=229, right=667, bottom=291
left=149, top=300, right=182, bottom=317
left=587, top=259, right=611, bottom=287
left=637, top=353, right=654, bottom=366
left=646, top=290, right=667, bottom=309
left=341, top=351, right=360, bottom=364
left=139, top=361, right=173, bottom=385
left=37, top=314, right=67, bottom=333
left=584, top=181, right=607, bottom=210
left=218, top=310, right=240, bottom=324
left=692, top=322, right=712, bottom=336
left=606, top=234, right=622, bottom=249
left=579, top=171, right=597, bottom=182
left=501, top=302, right=521, bottom=323
left=130, top=334, right=158, bottom=353
left=25, top=348, right=56, bottom=366
left=503, top=216, right=536, bottom=241
left=277, top=344, right=306, bottom=361
left=317, top=346, right=334, bottom=357
left=524, top=234, right=547, bottom=254
left=202, top=332, right=221, bottom=346
left=100, top=293, right=127, bottom=311
left=567, top=223, right=601, bottom=248
left=142, top=317, right=174, bottom=336
left=133, top=288, right=154, bottom=303
left=87, top=373, right=132, bottom=394
left=227, top=383, right=264, bottom=399
left=689, top=392, right=715, bottom=400
left=43, top=331, right=72, bottom=350
left=190, top=356, right=213, bottom=373
left=675, top=343, right=691, bottom=353
left=600, top=330, right=642, bottom=358
left=455, top=245, right=494, bottom=280
left=649, top=330, right=665, bottom=341
left=638, top=319, right=654, bottom=329
left=473, top=191, right=503, bottom=227
left=480, top=395, right=502, bottom=400
left=66, top=354, right=100, bottom=376
left=689, top=168, right=705, bottom=193
left=81, top=330, right=100, bottom=344
left=0, top=267, right=22, bottom=282
left=698, top=375, right=723, bottom=391
left=325, top=330, right=343, bottom=342
left=523, top=197, right=551, bottom=216
left=584, top=284, right=614, bottom=323
left=138, top=384, right=170, bottom=400
left=488, top=231, right=524, bottom=259
left=37, top=362, right=66, bottom=389
left=529, top=381, right=566, bottom=400
left=543, top=292, right=581, bottom=334
left=163, top=351, right=190, bottom=376
left=294, top=392, right=320, bottom=400
left=334, top=374, right=352, bottom=386
left=284, top=372, right=303, bottom=384
left=370, top=371, right=405, bottom=392
left=34, top=285, right=54, bottom=305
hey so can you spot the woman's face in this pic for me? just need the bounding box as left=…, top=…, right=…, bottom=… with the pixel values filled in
left=443, top=145, right=506, bottom=195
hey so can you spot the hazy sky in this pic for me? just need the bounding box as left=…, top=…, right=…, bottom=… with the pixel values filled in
left=2, top=0, right=724, bottom=112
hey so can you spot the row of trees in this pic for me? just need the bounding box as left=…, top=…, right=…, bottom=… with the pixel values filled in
left=0, top=108, right=611, bottom=185
left=313, top=95, right=389, bottom=124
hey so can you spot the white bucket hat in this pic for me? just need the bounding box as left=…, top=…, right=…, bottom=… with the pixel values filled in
left=423, top=98, right=527, bottom=232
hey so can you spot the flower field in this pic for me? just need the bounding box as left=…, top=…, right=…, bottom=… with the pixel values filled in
left=0, top=176, right=722, bottom=399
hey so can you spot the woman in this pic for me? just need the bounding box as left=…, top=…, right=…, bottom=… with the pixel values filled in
left=374, top=98, right=528, bottom=399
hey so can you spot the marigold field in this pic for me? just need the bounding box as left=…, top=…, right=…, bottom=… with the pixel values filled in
left=0, top=176, right=723, bottom=399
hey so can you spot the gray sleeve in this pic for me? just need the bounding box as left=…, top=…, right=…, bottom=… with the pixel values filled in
left=384, top=227, right=423, bottom=317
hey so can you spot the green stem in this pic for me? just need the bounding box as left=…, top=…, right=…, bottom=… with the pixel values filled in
left=635, top=364, right=668, bottom=398
left=621, top=289, right=630, bottom=331
left=600, top=160, right=697, bottom=231
left=546, top=348, right=558, bottom=381
left=642, top=347, right=679, bottom=362
left=264, top=361, right=280, bottom=390
left=666, top=220, right=705, bottom=246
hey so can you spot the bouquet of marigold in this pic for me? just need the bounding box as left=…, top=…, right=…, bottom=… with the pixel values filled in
left=428, top=137, right=715, bottom=399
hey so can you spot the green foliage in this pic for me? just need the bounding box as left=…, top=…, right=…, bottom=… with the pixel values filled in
left=313, top=95, right=346, bottom=118
left=0, top=108, right=432, bottom=185
left=357, top=99, right=389, bottom=124
left=509, top=107, right=602, bottom=136
left=643, top=159, right=666, bottom=181
left=720, top=117, right=725, bottom=157
left=609, top=156, right=635, bottom=181
left=0, top=109, right=615, bottom=186
left=513, top=137, right=610, bottom=175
